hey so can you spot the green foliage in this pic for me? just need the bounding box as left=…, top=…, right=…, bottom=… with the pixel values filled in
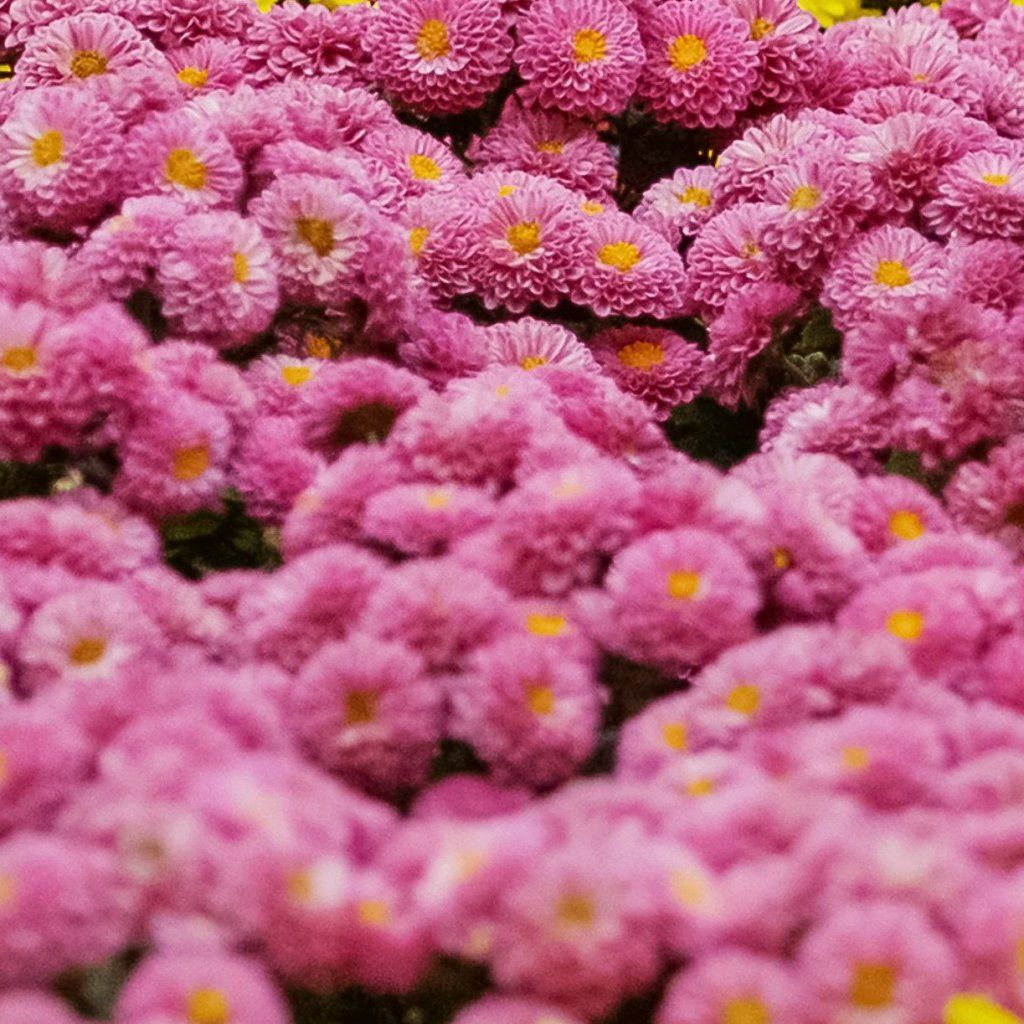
left=663, top=396, right=762, bottom=469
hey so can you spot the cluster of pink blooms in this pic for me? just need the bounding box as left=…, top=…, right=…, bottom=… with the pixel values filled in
left=5, top=0, right=1024, bottom=1020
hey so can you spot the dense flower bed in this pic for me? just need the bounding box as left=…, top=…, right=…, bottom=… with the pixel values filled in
left=4, top=0, right=1024, bottom=1021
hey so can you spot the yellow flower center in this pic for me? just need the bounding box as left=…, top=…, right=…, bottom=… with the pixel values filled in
left=296, top=217, right=335, bottom=256
left=617, top=340, right=664, bottom=370
left=173, top=444, right=210, bottom=482
left=573, top=27, right=607, bottom=62
left=671, top=870, right=705, bottom=907
left=668, top=33, right=707, bottom=71
left=507, top=221, right=541, bottom=256
left=164, top=148, right=207, bottom=191
left=874, top=260, right=912, bottom=288
left=662, top=722, right=688, bottom=751
left=31, top=130, right=63, bottom=168
left=850, top=963, right=897, bottom=1009
left=598, top=241, right=642, bottom=272
left=886, top=609, right=924, bottom=642
left=176, top=65, right=208, bottom=88
left=498, top=184, right=517, bottom=197
left=750, top=17, right=775, bottom=38
left=686, top=776, right=715, bottom=797
left=69, top=637, right=106, bottom=666
left=725, top=684, right=760, bottom=717
left=344, top=689, right=378, bottom=726
left=581, top=200, right=604, bottom=215
left=232, top=251, right=249, bottom=284
left=409, top=226, right=430, bottom=256
left=520, top=355, right=547, bottom=370
left=982, top=173, right=1010, bottom=187
left=525, top=683, right=556, bottom=716
left=423, top=489, right=450, bottom=509
left=1, top=346, right=37, bottom=374
left=842, top=745, right=871, bottom=771
left=556, top=892, right=595, bottom=928
left=70, top=49, right=107, bottom=78
left=408, top=153, right=442, bottom=181
left=724, top=998, right=771, bottom=1024
left=186, top=989, right=230, bottom=1024
left=0, top=750, right=7, bottom=787
left=358, top=899, right=391, bottom=926
left=0, top=874, right=16, bottom=907
left=667, top=570, right=701, bottom=599
left=281, top=364, right=312, bottom=386
left=415, top=18, right=450, bottom=60
left=536, top=139, right=565, bottom=155
left=286, top=870, right=313, bottom=904
left=944, top=994, right=1023, bottom=1024
left=788, top=185, right=821, bottom=210
left=889, top=509, right=925, bottom=541
left=773, top=547, right=791, bottom=570
left=526, top=613, right=566, bottom=637
left=679, top=185, right=712, bottom=207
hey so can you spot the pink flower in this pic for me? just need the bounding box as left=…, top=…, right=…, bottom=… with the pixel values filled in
left=127, top=0, right=253, bottom=47
left=514, top=0, right=645, bottom=117
left=849, top=475, right=951, bottom=554
left=0, top=990, right=84, bottom=1024
left=487, top=318, right=598, bottom=375
left=401, top=193, right=479, bottom=299
left=361, top=122, right=464, bottom=199
left=367, top=0, right=513, bottom=115
left=633, top=164, right=716, bottom=246
left=166, top=39, right=247, bottom=95
left=590, top=326, right=704, bottom=419
left=453, top=997, right=586, bottom=1024
left=947, top=236, right=1024, bottom=313
left=924, top=149, right=1024, bottom=239
left=288, top=633, right=442, bottom=797
left=636, top=0, right=759, bottom=128
left=946, top=436, right=1024, bottom=557
left=113, top=951, right=290, bottom=1024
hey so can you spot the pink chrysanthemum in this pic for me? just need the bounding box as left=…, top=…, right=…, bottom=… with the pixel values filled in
left=0, top=990, right=84, bottom=1024
left=396, top=307, right=490, bottom=386
left=728, top=0, right=818, bottom=107
left=973, top=4, right=1024, bottom=67
left=358, top=559, right=511, bottom=671
left=589, top=326, right=704, bottom=419
left=633, top=164, right=716, bottom=246
left=400, top=194, right=478, bottom=300
left=468, top=175, right=589, bottom=313
left=154, top=212, right=279, bottom=348
left=946, top=436, right=1024, bottom=557
left=659, top=951, right=810, bottom=1024
left=923, top=149, right=1024, bottom=239
left=114, top=951, right=290, bottom=1024
left=948, top=236, right=1024, bottom=314
left=237, top=544, right=387, bottom=672
left=296, top=357, right=428, bottom=457
left=636, top=0, right=759, bottom=128
left=288, top=633, right=441, bottom=797
left=166, top=39, right=247, bottom=95
left=243, top=1, right=370, bottom=87
left=514, top=0, right=645, bottom=117
left=467, top=102, right=617, bottom=201
left=4, top=0, right=125, bottom=47
left=940, top=0, right=1004, bottom=37
left=0, top=84, right=124, bottom=231
left=799, top=901, right=959, bottom=1023
left=123, top=110, right=243, bottom=211
left=367, top=0, right=514, bottom=115
left=821, top=224, right=948, bottom=332
left=361, top=123, right=464, bottom=199
left=850, top=475, right=952, bottom=554
left=453, top=997, right=586, bottom=1024
left=579, top=527, right=761, bottom=673
left=572, top=210, right=687, bottom=318
left=487, top=318, right=598, bottom=375
left=684, top=202, right=777, bottom=319
left=13, top=12, right=162, bottom=89
left=450, top=635, right=602, bottom=787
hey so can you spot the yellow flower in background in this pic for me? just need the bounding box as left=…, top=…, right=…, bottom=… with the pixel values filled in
left=308, top=0, right=372, bottom=9
left=253, top=0, right=279, bottom=13
left=798, top=0, right=880, bottom=26
left=945, top=994, right=1023, bottom=1024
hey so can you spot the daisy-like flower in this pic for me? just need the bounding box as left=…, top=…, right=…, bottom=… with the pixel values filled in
left=155, top=212, right=279, bottom=347
left=13, top=12, right=162, bottom=89
left=685, top=202, right=777, bottom=320
left=166, top=39, right=247, bottom=95
left=946, top=437, right=1024, bottom=557
left=486, top=318, right=598, bottom=375
left=367, top=0, right=514, bottom=115
left=590, top=326, right=704, bottom=419
left=468, top=174, right=589, bottom=313
left=0, top=84, right=123, bottom=231
left=123, top=110, right=243, bottom=210
left=633, top=164, right=716, bottom=246
left=400, top=193, right=480, bottom=299
left=850, top=475, right=952, bottom=554
left=821, top=224, right=948, bottom=332
left=729, top=0, right=820, bottom=108
left=467, top=102, right=617, bottom=201
left=571, top=211, right=688, bottom=318
left=288, top=633, right=442, bottom=797
left=924, top=149, right=1024, bottom=240
left=635, top=0, right=759, bottom=128
left=514, top=0, right=646, bottom=118
left=243, top=0, right=370, bottom=87
left=361, top=123, right=464, bottom=199
left=249, top=174, right=373, bottom=306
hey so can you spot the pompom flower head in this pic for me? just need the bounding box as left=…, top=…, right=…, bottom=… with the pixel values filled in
left=514, top=0, right=646, bottom=118
left=924, top=149, right=1024, bottom=240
